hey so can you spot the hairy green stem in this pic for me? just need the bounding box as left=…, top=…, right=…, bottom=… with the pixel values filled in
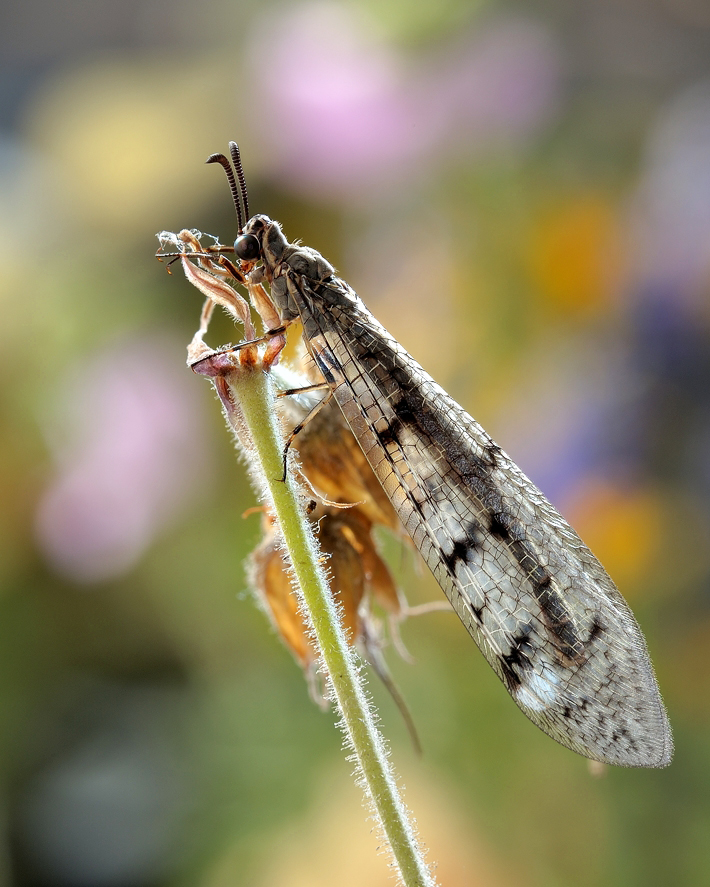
left=236, top=364, right=436, bottom=887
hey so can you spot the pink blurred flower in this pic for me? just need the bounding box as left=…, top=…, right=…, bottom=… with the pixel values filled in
left=35, top=337, right=212, bottom=583
left=247, top=3, right=559, bottom=198
left=427, top=18, right=559, bottom=146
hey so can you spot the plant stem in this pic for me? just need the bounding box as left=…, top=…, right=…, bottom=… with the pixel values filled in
left=236, top=364, right=436, bottom=887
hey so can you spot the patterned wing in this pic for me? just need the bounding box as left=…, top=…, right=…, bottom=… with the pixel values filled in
left=289, top=272, right=672, bottom=768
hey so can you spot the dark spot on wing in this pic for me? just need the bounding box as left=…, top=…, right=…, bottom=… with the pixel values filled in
left=500, top=626, right=535, bottom=693
left=391, top=364, right=411, bottom=388
left=489, top=515, right=583, bottom=662
left=499, top=659, right=521, bottom=692
left=588, top=617, right=605, bottom=643
left=356, top=346, right=497, bottom=482
left=389, top=393, right=416, bottom=426
left=532, top=571, right=552, bottom=591
left=354, top=347, right=378, bottom=364
left=485, top=443, right=502, bottom=468
left=442, top=539, right=471, bottom=575
left=562, top=697, right=591, bottom=721
left=441, top=520, right=483, bottom=575
left=375, top=416, right=403, bottom=448
left=529, top=568, right=581, bottom=660
left=488, top=512, right=511, bottom=541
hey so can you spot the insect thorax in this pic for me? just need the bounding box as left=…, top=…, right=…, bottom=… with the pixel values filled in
left=245, top=214, right=335, bottom=323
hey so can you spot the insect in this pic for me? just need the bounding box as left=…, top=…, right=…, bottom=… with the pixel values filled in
left=184, top=143, right=673, bottom=767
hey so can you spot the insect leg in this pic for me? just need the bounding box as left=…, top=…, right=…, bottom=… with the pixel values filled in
left=277, top=382, right=331, bottom=398
left=280, top=388, right=334, bottom=482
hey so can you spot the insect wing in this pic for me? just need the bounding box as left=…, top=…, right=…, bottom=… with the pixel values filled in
left=290, top=272, right=672, bottom=768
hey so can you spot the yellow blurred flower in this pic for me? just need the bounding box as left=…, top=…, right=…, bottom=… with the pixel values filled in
left=22, top=56, right=233, bottom=231
left=526, top=195, right=625, bottom=317
left=563, top=480, right=665, bottom=595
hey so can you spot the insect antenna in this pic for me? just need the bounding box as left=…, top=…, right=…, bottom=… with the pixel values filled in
left=229, top=141, right=250, bottom=224
left=206, top=151, right=244, bottom=233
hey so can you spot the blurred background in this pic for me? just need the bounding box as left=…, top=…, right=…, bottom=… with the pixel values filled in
left=1, top=0, right=710, bottom=884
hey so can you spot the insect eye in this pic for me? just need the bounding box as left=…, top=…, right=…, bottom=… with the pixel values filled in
left=234, top=233, right=260, bottom=261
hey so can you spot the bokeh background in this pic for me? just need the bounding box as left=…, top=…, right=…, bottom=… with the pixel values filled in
left=2, top=0, right=710, bottom=884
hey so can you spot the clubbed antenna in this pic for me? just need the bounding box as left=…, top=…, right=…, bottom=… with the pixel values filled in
left=206, top=151, right=244, bottom=233
left=229, top=141, right=250, bottom=224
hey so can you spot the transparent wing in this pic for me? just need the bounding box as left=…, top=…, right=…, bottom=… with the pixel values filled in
left=291, top=273, right=672, bottom=768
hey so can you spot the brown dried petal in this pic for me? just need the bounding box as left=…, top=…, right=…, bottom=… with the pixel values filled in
left=289, top=398, right=400, bottom=532
left=180, top=256, right=255, bottom=339
left=251, top=528, right=314, bottom=668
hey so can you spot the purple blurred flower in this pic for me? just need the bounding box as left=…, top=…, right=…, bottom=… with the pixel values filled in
left=248, top=3, right=559, bottom=198
left=624, top=83, right=710, bottom=498
left=491, top=339, right=640, bottom=506
left=36, top=337, right=212, bottom=584
left=630, top=81, right=710, bottom=302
